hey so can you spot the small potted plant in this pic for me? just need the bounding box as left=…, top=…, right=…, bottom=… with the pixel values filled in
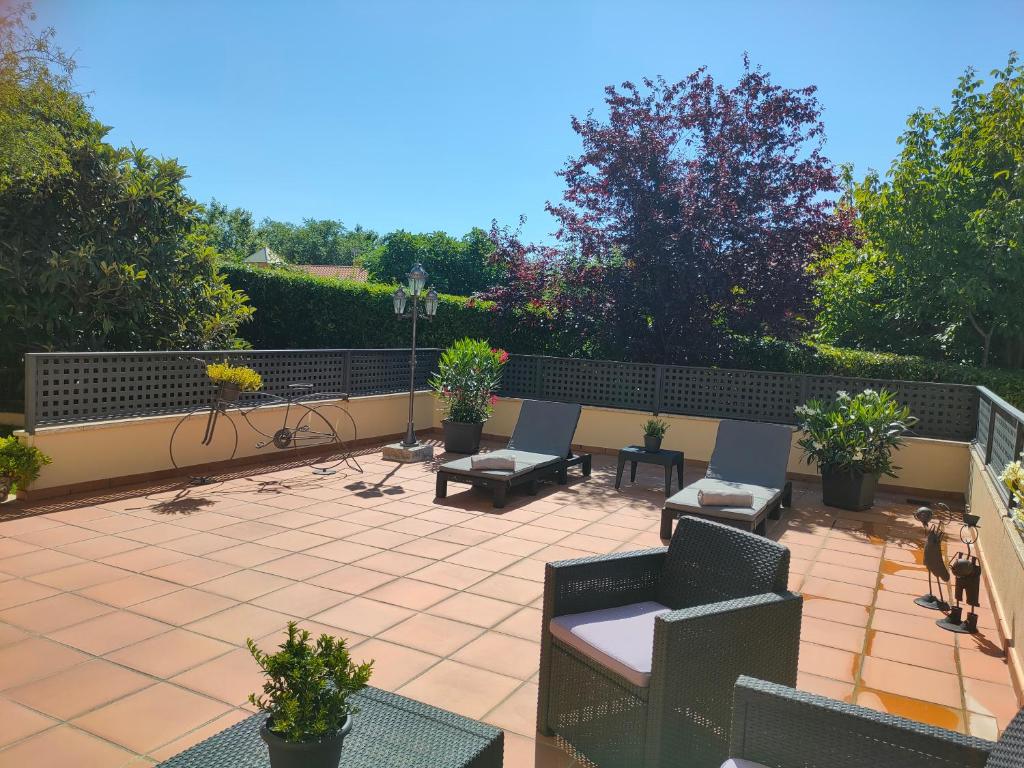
left=206, top=361, right=263, bottom=402
left=998, top=454, right=1024, bottom=537
left=0, top=436, right=52, bottom=501
left=429, top=338, right=508, bottom=454
left=642, top=418, right=668, bottom=452
left=796, top=389, right=917, bottom=511
left=247, top=622, right=373, bottom=768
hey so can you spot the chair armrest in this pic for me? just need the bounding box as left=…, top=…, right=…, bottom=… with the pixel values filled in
left=643, top=591, right=802, bottom=768
left=544, top=548, right=667, bottom=619
left=730, top=676, right=994, bottom=768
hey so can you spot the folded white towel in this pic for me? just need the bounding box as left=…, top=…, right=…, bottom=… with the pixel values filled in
left=697, top=489, right=754, bottom=507
left=471, top=455, right=516, bottom=471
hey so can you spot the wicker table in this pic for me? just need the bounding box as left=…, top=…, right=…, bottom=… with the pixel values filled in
left=615, top=445, right=685, bottom=497
left=156, top=687, right=503, bottom=768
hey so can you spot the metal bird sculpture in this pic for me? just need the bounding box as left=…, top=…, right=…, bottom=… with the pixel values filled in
left=914, top=503, right=951, bottom=610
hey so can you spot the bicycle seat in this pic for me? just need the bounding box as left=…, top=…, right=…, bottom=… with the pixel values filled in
left=288, top=383, right=315, bottom=390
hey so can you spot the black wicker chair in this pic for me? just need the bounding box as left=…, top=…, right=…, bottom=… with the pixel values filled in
left=537, top=516, right=803, bottom=768
left=728, top=676, right=1023, bottom=768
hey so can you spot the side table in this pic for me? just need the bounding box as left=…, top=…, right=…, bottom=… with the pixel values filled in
left=615, top=445, right=684, bottom=497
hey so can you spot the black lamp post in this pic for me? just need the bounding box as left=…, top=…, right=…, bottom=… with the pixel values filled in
left=392, top=263, right=438, bottom=447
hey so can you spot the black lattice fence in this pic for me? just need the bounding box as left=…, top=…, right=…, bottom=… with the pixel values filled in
left=975, top=387, right=1024, bottom=508
left=24, top=349, right=439, bottom=432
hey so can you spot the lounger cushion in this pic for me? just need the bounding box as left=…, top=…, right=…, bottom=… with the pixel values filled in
left=550, top=601, right=669, bottom=688
left=440, top=448, right=560, bottom=479
left=664, top=478, right=782, bottom=523
left=707, top=420, right=793, bottom=489
left=508, top=400, right=582, bottom=458
left=719, top=760, right=770, bottom=768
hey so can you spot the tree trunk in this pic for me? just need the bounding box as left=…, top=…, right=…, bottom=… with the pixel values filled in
left=967, top=312, right=994, bottom=368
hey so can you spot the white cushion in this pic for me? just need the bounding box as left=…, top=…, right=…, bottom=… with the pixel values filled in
left=549, top=600, right=669, bottom=687
left=665, top=477, right=781, bottom=522
left=720, top=760, right=770, bottom=768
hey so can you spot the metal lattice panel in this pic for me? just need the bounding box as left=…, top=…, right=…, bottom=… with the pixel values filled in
left=348, top=350, right=437, bottom=396
left=499, top=356, right=539, bottom=399
left=989, top=409, right=1018, bottom=473
left=538, top=358, right=658, bottom=411
left=660, top=367, right=804, bottom=423
left=976, top=395, right=992, bottom=451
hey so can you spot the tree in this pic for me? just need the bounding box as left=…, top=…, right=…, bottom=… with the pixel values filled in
left=202, top=199, right=261, bottom=261
left=486, top=60, right=848, bottom=364
left=363, top=228, right=505, bottom=295
left=257, top=217, right=379, bottom=265
left=0, top=4, right=252, bottom=367
left=852, top=54, right=1024, bottom=367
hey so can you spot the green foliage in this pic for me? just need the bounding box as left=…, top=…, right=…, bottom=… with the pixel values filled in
left=247, top=622, right=372, bottom=743
left=0, top=435, right=51, bottom=495
left=258, top=218, right=379, bottom=266
left=206, top=362, right=262, bottom=392
left=363, top=228, right=505, bottom=295
left=796, top=390, right=917, bottom=477
left=429, top=340, right=507, bottom=423
left=997, top=458, right=1024, bottom=531
left=202, top=199, right=262, bottom=262
left=642, top=418, right=668, bottom=439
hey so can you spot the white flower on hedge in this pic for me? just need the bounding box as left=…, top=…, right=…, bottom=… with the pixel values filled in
left=853, top=449, right=864, bottom=461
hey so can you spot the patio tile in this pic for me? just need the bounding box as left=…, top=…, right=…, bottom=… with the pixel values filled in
left=398, top=659, right=520, bottom=719
left=864, top=630, right=957, bottom=673
left=120, top=523, right=194, bottom=544
left=0, top=549, right=84, bottom=577
left=211, top=521, right=286, bottom=543
left=0, top=538, right=40, bottom=559
left=446, top=547, right=522, bottom=572
left=962, top=677, right=1021, bottom=730
left=186, top=604, right=293, bottom=646
left=355, top=550, right=434, bottom=576
left=100, top=545, right=190, bottom=572
left=173, top=511, right=248, bottom=532
left=30, top=561, right=129, bottom=590
left=452, top=633, right=540, bottom=680
left=380, top=613, right=483, bottom=655
left=304, top=539, right=383, bottom=563
left=205, top=542, right=290, bottom=567
left=5, top=659, right=152, bottom=719
left=308, top=564, right=395, bottom=594
left=345, top=527, right=417, bottom=550
left=363, top=578, right=454, bottom=610
left=870, top=608, right=956, bottom=645
left=500, top=558, right=547, bottom=582
left=855, top=689, right=964, bottom=733
left=958, top=647, right=1012, bottom=684
left=0, top=593, right=114, bottom=633
left=172, top=648, right=265, bottom=706
left=859, top=656, right=961, bottom=708
left=259, top=510, right=326, bottom=529
left=504, top=524, right=567, bottom=544
left=483, top=681, right=539, bottom=736
left=800, top=616, right=866, bottom=654
left=302, top=519, right=369, bottom=539
left=0, top=624, right=28, bottom=648
left=495, top=607, right=543, bottom=642
left=144, top=556, right=239, bottom=586
left=0, top=516, right=62, bottom=536
left=409, top=560, right=489, bottom=589
left=162, top=532, right=240, bottom=556
left=107, top=629, right=233, bottom=677
left=254, top=553, right=339, bottom=579
left=383, top=517, right=448, bottom=536
left=801, top=576, right=876, bottom=605
left=477, top=536, right=546, bottom=558
left=0, top=578, right=60, bottom=609
left=57, top=535, right=142, bottom=560
left=312, top=596, right=411, bottom=635
left=428, top=592, right=520, bottom=628
left=802, top=596, right=870, bottom=627
left=252, top=582, right=350, bottom=616
left=48, top=611, right=171, bottom=655
left=76, top=514, right=153, bottom=534
left=73, top=682, right=231, bottom=754
left=147, top=710, right=250, bottom=762
left=0, top=698, right=57, bottom=746
left=809, top=562, right=879, bottom=589
left=199, top=570, right=294, bottom=601
left=0, top=637, right=89, bottom=690
left=393, top=537, right=466, bottom=560
left=967, top=712, right=1000, bottom=740
left=503, top=732, right=577, bottom=768
left=430, top=526, right=495, bottom=546
left=130, top=588, right=235, bottom=625
left=796, top=671, right=854, bottom=702
left=0, top=724, right=135, bottom=768
left=12, top=524, right=98, bottom=548
left=797, top=642, right=859, bottom=683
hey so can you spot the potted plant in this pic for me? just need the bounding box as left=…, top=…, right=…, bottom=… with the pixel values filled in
left=429, top=338, right=508, bottom=454
left=796, top=389, right=916, bottom=511
left=247, top=622, right=373, bottom=768
left=642, top=418, right=668, bottom=452
left=206, top=361, right=263, bottom=402
left=998, top=454, right=1024, bottom=537
left=0, top=436, right=52, bottom=501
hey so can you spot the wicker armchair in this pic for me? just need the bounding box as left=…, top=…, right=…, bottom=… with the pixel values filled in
left=729, top=676, right=1023, bottom=768
left=537, top=516, right=803, bottom=768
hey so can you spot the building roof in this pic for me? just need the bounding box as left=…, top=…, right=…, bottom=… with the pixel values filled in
left=292, top=264, right=369, bottom=282
left=243, top=246, right=284, bottom=265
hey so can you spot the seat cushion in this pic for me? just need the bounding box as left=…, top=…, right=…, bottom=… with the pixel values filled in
left=720, top=760, right=770, bottom=768
left=440, top=449, right=560, bottom=479
left=664, top=477, right=781, bottom=522
left=550, top=601, right=669, bottom=687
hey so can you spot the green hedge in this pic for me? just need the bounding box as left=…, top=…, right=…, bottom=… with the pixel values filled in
left=224, top=265, right=1024, bottom=409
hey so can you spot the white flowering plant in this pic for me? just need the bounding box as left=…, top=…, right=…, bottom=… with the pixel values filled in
left=795, top=389, right=917, bottom=477
left=998, top=457, right=1024, bottom=529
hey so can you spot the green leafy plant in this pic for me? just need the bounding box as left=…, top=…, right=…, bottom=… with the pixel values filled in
left=247, top=622, right=372, bottom=743
left=642, top=418, right=668, bottom=439
left=0, top=436, right=52, bottom=498
left=796, top=389, right=917, bottom=477
left=206, top=361, right=262, bottom=391
left=998, top=457, right=1024, bottom=533
left=429, top=338, right=508, bottom=423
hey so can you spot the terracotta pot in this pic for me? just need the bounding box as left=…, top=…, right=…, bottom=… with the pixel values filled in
left=443, top=420, right=484, bottom=454
left=821, top=467, right=879, bottom=511
left=260, top=715, right=351, bottom=768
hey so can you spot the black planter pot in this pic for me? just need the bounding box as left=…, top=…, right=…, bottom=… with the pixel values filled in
left=644, top=435, right=663, bottom=452
left=821, top=467, right=880, bottom=511
left=260, top=716, right=352, bottom=768
left=443, top=420, right=484, bottom=454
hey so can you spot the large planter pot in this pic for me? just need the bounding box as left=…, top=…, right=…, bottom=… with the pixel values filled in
left=821, top=467, right=880, bottom=511
left=260, top=715, right=351, bottom=768
left=644, top=435, right=663, bottom=452
left=442, top=420, right=484, bottom=454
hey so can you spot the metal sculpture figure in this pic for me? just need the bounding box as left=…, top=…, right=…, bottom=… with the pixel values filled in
left=913, top=504, right=951, bottom=611
left=937, top=510, right=982, bottom=634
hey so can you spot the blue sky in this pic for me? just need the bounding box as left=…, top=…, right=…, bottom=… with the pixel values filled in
left=34, top=0, right=1024, bottom=243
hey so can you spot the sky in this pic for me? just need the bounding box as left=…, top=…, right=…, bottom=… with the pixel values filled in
left=30, top=0, right=1024, bottom=244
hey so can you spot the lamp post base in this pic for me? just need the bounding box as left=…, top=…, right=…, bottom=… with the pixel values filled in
left=382, top=441, right=435, bottom=463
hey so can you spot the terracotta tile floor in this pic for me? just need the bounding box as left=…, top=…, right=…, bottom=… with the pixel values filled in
left=0, top=442, right=1019, bottom=766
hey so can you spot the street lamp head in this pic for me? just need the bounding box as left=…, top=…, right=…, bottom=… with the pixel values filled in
left=407, top=263, right=428, bottom=296
left=424, top=288, right=439, bottom=317
left=392, top=286, right=407, bottom=315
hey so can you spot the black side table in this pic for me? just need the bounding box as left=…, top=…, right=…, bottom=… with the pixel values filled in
left=615, top=445, right=685, bottom=497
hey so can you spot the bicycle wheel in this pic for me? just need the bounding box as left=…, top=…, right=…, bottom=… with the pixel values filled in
left=169, top=404, right=239, bottom=479
left=287, top=401, right=357, bottom=470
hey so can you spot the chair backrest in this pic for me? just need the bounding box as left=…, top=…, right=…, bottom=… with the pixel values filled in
left=507, top=400, right=583, bottom=458
left=706, top=419, right=794, bottom=489
left=987, top=706, right=1024, bottom=767
left=656, top=516, right=790, bottom=609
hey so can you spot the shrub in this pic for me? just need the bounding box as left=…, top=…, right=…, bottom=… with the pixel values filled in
left=430, top=339, right=508, bottom=423
left=642, top=418, right=668, bottom=438
left=796, top=390, right=917, bottom=477
left=206, top=361, right=262, bottom=391
left=247, top=622, right=372, bottom=743
left=0, top=436, right=51, bottom=497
